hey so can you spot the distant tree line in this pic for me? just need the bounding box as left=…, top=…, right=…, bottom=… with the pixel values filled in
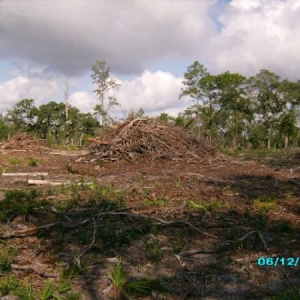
left=175, top=61, right=300, bottom=150
left=0, top=99, right=99, bottom=147
left=1, top=60, right=299, bottom=150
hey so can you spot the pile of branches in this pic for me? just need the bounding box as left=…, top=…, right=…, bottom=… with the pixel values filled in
left=88, top=118, right=216, bottom=163
left=0, top=132, right=47, bottom=150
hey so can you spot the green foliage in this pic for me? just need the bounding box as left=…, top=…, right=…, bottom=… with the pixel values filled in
left=0, top=114, right=10, bottom=140
left=63, top=292, right=82, bottom=300
left=38, top=278, right=72, bottom=300
left=253, top=199, right=277, bottom=212
left=0, top=245, right=16, bottom=272
left=38, top=279, right=54, bottom=300
left=180, top=61, right=209, bottom=100
left=5, top=98, right=38, bottom=133
left=28, top=156, right=38, bottom=166
left=14, top=282, right=34, bottom=300
left=286, top=190, right=293, bottom=199
left=188, top=199, right=222, bottom=212
left=0, top=275, right=19, bottom=297
left=0, top=189, right=41, bottom=221
left=0, top=276, right=74, bottom=300
left=35, top=102, right=98, bottom=147
left=8, top=156, right=22, bottom=165
left=56, top=280, right=72, bottom=295
left=144, top=196, right=167, bottom=207
left=5, top=100, right=97, bottom=147
left=91, top=60, right=121, bottom=126
left=143, top=235, right=162, bottom=262
left=108, top=258, right=150, bottom=299
left=179, top=63, right=300, bottom=149
left=158, top=113, right=175, bottom=124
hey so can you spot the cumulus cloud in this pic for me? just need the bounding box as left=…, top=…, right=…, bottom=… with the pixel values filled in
left=0, top=0, right=217, bottom=77
left=112, top=71, right=190, bottom=115
left=0, top=76, right=60, bottom=113
left=206, top=0, right=300, bottom=79
left=69, top=91, right=97, bottom=114
left=68, top=70, right=190, bottom=117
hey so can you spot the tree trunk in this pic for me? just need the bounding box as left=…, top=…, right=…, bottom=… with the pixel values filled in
left=267, top=127, right=272, bottom=150
left=196, top=97, right=201, bottom=138
left=79, top=133, right=84, bottom=147
left=284, top=135, right=289, bottom=149
left=232, top=136, right=237, bottom=150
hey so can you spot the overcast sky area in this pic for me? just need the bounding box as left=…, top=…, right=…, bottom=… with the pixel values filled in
left=0, top=0, right=300, bottom=118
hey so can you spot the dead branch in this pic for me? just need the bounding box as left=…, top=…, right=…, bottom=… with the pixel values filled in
left=2, top=219, right=89, bottom=238
left=78, top=215, right=98, bottom=259
left=88, top=118, right=217, bottom=163
left=11, top=263, right=58, bottom=278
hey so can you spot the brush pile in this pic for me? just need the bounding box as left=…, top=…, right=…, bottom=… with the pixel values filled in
left=0, top=132, right=47, bottom=150
left=88, top=118, right=216, bottom=163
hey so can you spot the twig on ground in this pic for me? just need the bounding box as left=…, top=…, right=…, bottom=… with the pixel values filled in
left=11, top=264, right=58, bottom=278
left=78, top=215, right=99, bottom=258
left=2, top=219, right=89, bottom=238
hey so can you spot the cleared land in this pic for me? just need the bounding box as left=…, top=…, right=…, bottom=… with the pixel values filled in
left=0, top=130, right=300, bottom=299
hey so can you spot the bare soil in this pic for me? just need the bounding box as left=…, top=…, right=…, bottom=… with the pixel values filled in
left=0, top=133, right=300, bottom=299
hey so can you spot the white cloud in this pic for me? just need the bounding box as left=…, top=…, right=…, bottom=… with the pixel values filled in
left=68, top=71, right=190, bottom=117
left=113, top=71, right=190, bottom=115
left=0, top=0, right=217, bottom=76
left=0, top=70, right=191, bottom=117
left=206, top=0, right=300, bottom=79
left=0, top=76, right=60, bottom=112
left=69, top=92, right=97, bottom=114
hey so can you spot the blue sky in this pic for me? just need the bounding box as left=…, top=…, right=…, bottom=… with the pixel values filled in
left=0, top=0, right=300, bottom=118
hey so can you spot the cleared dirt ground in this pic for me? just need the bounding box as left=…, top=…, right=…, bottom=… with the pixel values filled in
left=0, top=133, right=300, bottom=299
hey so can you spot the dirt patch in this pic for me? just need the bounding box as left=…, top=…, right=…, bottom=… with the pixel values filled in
left=0, top=133, right=47, bottom=150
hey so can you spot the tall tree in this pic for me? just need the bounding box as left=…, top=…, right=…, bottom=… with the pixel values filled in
left=64, top=78, right=71, bottom=120
left=5, top=99, right=37, bottom=133
left=214, top=72, right=249, bottom=149
left=91, top=60, right=121, bottom=126
left=180, top=61, right=209, bottom=137
left=0, top=114, right=9, bottom=140
left=247, top=70, right=296, bottom=149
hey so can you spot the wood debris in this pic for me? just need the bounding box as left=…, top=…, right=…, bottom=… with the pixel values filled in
left=88, top=118, right=216, bottom=163
left=2, top=172, right=48, bottom=177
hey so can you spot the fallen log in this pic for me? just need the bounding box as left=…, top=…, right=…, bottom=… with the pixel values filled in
left=49, top=150, right=89, bottom=156
left=28, top=179, right=69, bottom=186
left=28, top=179, right=93, bottom=186
left=2, top=172, right=48, bottom=177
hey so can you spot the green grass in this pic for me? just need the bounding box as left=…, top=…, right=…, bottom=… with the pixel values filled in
left=14, top=282, right=34, bottom=300
left=28, top=157, right=38, bottom=166
left=0, top=189, right=44, bottom=221
left=188, top=199, right=222, bottom=212
left=143, top=196, right=168, bottom=207
left=0, top=245, right=17, bottom=273
left=108, top=258, right=150, bottom=299
left=253, top=199, right=277, bottom=212
left=8, top=156, right=22, bottom=166
left=144, top=235, right=162, bottom=262
left=0, top=275, right=19, bottom=297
